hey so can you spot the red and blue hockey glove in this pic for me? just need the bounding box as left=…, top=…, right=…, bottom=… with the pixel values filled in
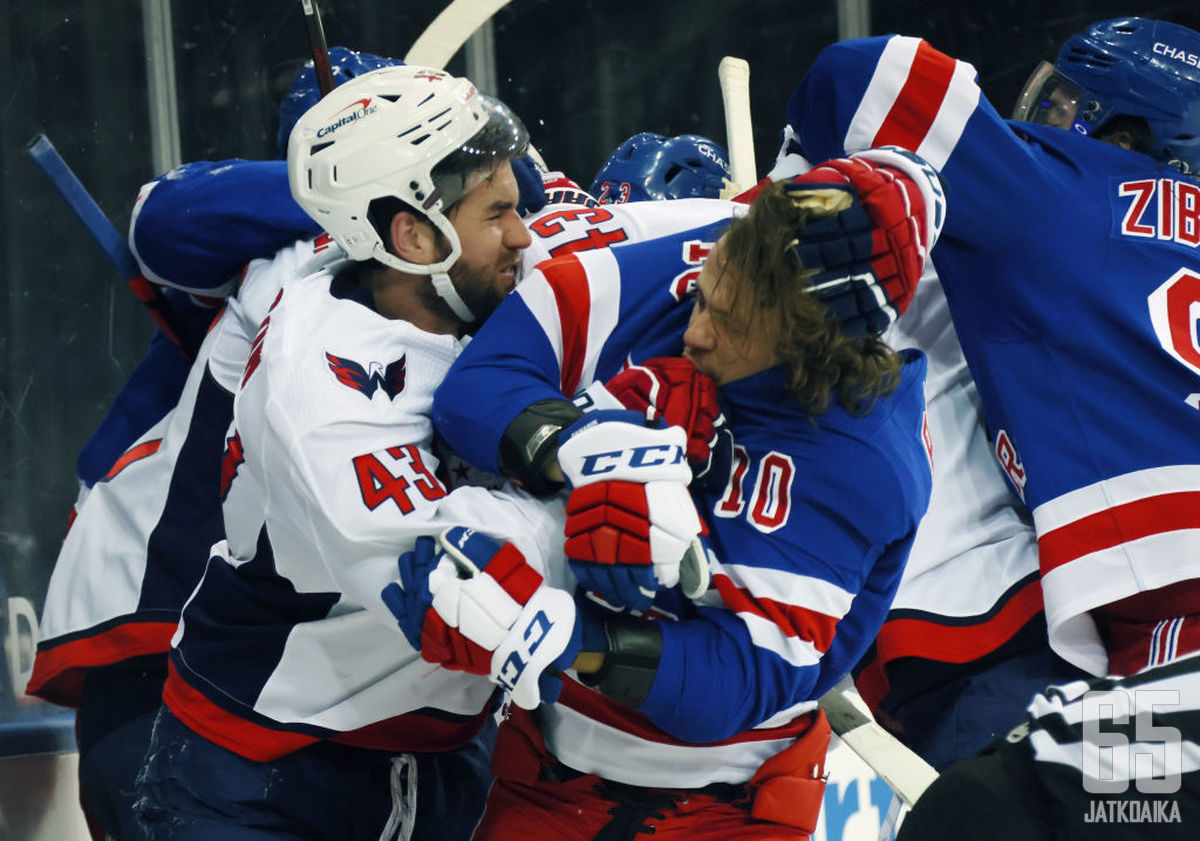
left=783, top=155, right=931, bottom=337
left=382, top=534, right=492, bottom=674
left=397, top=527, right=583, bottom=708
left=556, top=410, right=703, bottom=611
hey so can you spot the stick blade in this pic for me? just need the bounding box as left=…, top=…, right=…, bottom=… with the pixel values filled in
left=405, top=0, right=513, bottom=69
left=818, top=679, right=939, bottom=807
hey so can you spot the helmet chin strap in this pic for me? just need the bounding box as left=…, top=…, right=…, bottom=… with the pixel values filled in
left=430, top=271, right=476, bottom=322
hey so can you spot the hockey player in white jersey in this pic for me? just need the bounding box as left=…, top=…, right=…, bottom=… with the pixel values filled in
left=25, top=49, right=405, bottom=841
left=130, top=65, right=563, bottom=841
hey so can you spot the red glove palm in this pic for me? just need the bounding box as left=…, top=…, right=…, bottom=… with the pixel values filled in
left=602, top=358, right=734, bottom=494
left=604, top=358, right=721, bottom=467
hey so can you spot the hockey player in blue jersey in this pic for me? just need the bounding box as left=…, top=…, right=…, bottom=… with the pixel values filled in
left=776, top=16, right=1200, bottom=837
left=787, top=16, right=1200, bottom=682
left=379, top=150, right=944, bottom=838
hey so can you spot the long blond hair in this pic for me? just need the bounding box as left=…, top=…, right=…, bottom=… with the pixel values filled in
left=716, top=183, right=902, bottom=415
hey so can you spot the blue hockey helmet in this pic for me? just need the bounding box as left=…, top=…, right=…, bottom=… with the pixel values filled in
left=589, top=132, right=731, bottom=203
left=275, top=46, right=404, bottom=158
left=1013, top=18, right=1200, bottom=174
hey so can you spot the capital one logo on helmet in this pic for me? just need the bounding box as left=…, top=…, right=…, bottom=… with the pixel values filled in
left=316, top=98, right=379, bottom=139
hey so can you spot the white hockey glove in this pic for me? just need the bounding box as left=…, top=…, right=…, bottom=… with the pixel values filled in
left=556, top=410, right=705, bottom=611
left=400, top=527, right=583, bottom=709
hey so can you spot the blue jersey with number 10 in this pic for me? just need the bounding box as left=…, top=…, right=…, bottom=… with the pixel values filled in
left=435, top=214, right=932, bottom=763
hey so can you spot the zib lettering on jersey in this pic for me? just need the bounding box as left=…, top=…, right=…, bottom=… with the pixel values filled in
left=1118, top=178, right=1200, bottom=246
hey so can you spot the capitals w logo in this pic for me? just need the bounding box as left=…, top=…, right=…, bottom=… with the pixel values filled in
left=326, top=352, right=407, bottom=400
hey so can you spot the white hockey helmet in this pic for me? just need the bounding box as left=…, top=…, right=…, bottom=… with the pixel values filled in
left=287, top=65, right=529, bottom=320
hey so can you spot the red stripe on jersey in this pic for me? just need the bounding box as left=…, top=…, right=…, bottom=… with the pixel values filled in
left=1037, top=491, right=1200, bottom=575
left=544, top=255, right=592, bottom=396
left=712, top=573, right=839, bottom=653
left=163, top=662, right=491, bottom=762
left=873, top=40, right=957, bottom=151
left=556, top=676, right=815, bottom=746
left=103, top=439, right=163, bottom=480
left=26, top=620, right=177, bottom=707
left=164, top=662, right=318, bottom=760
left=854, top=578, right=1044, bottom=710
left=205, top=301, right=229, bottom=333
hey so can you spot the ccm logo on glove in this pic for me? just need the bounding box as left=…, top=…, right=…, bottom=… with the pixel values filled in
left=495, top=609, right=554, bottom=692
left=577, top=443, right=686, bottom=478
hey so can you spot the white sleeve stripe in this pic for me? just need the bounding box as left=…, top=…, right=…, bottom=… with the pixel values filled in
left=1033, top=465, right=1200, bottom=532
left=741, top=612, right=822, bottom=667
left=514, top=270, right=565, bottom=376
left=844, top=36, right=923, bottom=154
left=577, top=249, right=622, bottom=394
left=720, top=562, right=856, bottom=617
left=1041, top=531, right=1200, bottom=675
left=916, top=59, right=981, bottom=170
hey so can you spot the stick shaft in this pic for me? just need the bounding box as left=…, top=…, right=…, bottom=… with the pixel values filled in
left=718, top=56, right=756, bottom=192
left=26, top=133, right=196, bottom=359
left=300, top=0, right=334, bottom=95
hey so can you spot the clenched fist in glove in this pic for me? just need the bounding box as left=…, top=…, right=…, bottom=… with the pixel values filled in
left=556, top=409, right=707, bottom=611
left=382, top=527, right=586, bottom=709
left=783, top=150, right=940, bottom=337
left=602, top=358, right=733, bottom=493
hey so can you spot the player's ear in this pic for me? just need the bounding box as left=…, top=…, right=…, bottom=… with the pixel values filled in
left=389, top=210, right=438, bottom=265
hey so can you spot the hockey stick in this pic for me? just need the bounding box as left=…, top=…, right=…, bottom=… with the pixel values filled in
left=404, top=0, right=514, bottom=69
left=717, top=56, right=756, bottom=198
left=299, top=0, right=335, bottom=95
left=25, top=133, right=198, bottom=360
left=818, top=677, right=938, bottom=807
left=405, top=0, right=549, bottom=170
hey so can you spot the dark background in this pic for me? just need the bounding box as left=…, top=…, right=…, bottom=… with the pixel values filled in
left=2, top=0, right=1199, bottom=716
